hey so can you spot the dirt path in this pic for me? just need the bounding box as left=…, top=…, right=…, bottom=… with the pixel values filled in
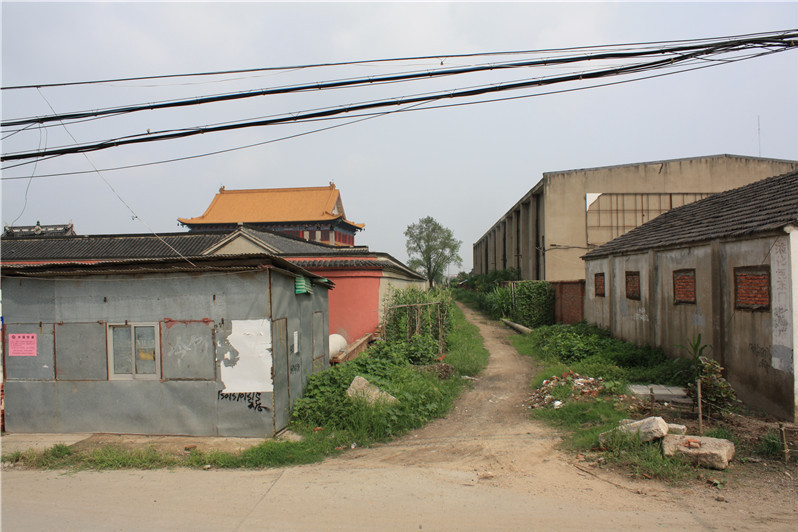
left=2, top=303, right=795, bottom=531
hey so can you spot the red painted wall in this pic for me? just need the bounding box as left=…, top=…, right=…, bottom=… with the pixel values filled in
left=306, top=268, right=383, bottom=343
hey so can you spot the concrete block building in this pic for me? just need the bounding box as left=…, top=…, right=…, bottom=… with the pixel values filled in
left=473, top=155, right=798, bottom=282
left=583, top=170, right=798, bottom=421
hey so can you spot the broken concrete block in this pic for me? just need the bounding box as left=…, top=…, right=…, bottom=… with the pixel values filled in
left=347, top=376, right=397, bottom=405
left=599, top=416, right=668, bottom=446
left=667, top=423, right=687, bottom=435
left=662, top=434, right=735, bottom=470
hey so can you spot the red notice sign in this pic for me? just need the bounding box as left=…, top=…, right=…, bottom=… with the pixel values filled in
left=9, top=334, right=37, bottom=356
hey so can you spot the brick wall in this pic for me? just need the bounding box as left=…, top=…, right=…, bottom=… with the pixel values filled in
left=735, top=267, right=770, bottom=309
left=673, top=269, right=696, bottom=304
left=552, top=280, right=585, bottom=324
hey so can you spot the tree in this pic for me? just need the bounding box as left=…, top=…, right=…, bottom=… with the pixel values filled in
left=404, top=216, right=462, bottom=288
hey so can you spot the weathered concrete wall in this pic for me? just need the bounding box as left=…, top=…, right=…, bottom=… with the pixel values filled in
left=585, top=258, right=611, bottom=328
left=583, top=233, right=796, bottom=421
left=474, top=156, right=798, bottom=281
left=720, top=237, right=794, bottom=420
left=2, top=269, right=329, bottom=436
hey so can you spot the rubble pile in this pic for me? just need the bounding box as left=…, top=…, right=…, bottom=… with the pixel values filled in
left=600, top=416, right=736, bottom=470
left=527, top=371, right=606, bottom=409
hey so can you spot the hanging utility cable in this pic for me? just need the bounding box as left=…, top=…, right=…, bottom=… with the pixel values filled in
left=3, top=41, right=793, bottom=163
left=2, top=28, right=793, bottom=91
left=3, top=30, right=795, bottom=129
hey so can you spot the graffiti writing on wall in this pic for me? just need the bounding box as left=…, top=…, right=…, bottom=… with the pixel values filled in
left=770, top=238, right=792, bottom=372
left=290, top=363, right=301, bottom=375
left=217, top=391, right=269, bottom=412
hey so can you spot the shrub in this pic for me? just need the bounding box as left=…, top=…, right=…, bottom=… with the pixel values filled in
left=686, top=357, right=737, bottom=418
left=382, top=287, right=453, bottom=347
left=511, top=281, right=554, bottom=328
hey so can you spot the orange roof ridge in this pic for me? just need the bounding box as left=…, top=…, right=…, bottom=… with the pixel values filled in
left=178, top=183, right=363, bottom=228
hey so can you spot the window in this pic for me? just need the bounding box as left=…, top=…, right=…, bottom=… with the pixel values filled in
left=734, top=266, right=770, bottom=311
left=625, top=271, right=641, bottom=300
left=673, top=269, right=696, bottom=305
left=594, top=273, right=605, bottom=297
left=107, top=323, right=160, bottom=380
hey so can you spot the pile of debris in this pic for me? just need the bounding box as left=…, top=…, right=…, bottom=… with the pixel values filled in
left=527, top=371, right=606, bottom=409
left=600, top=416, right=736, bottom=470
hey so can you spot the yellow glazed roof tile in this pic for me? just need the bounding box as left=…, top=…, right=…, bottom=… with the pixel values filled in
left=178, top=183, right=364, bottom=228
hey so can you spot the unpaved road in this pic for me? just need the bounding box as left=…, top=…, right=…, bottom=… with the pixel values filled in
left=1, top=304, right=795, bottom=531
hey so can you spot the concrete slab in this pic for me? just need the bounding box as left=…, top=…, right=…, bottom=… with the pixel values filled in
left=629, top=384, right=690, bottom=404
left=1, top=433, right=93, bottom=455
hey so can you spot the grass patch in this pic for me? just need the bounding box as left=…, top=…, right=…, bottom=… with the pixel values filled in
left=601, top=431, right=691, bottom=481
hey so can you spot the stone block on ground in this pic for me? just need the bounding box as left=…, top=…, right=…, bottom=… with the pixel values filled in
left=662, top=434, right=735, bottom=470
left=667, top=423, right=687, bottom=435
left=599, top=416, right=668, bottom=446
left=347, top=376, right=398, bottom=405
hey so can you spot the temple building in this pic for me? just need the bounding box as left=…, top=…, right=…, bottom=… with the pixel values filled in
left=178, top=183, right=364, bottom=246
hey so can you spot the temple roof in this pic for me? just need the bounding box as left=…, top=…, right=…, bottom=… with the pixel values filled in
left=178, top=183, right=364, bottom=229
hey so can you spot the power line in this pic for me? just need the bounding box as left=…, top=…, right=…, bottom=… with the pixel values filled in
left=4, top=30, right=795, bottom=129
left=0, top=53, right=771, bottom=180
left=4, top=41, right=792, bottom=163
left=3, top=28, right=790, bottom=91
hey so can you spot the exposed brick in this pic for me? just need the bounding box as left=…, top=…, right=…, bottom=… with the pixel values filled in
left=673, top=269, right=696, bottom=304
left=594, top=273, right=605, bottom=297
left=625, top=271, right=640, bottom=300
left=735, top=267, right=769, bottom=310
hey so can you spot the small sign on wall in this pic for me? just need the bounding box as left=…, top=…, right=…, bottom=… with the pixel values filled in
left=9, top=333, right=37, bottom=356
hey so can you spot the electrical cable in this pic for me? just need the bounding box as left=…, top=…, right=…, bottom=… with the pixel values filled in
left=3, top=30, right=795, bottom=129
left=2, top=28, right=792, bottom=90
left=0, top=48, right=784, bottom=179
left=5, top=41, right=790, bottom=163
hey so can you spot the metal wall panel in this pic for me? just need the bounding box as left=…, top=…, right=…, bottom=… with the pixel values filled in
left=54, top=322, right=108, bottom=380
left=3, top=324, right=55, bottom=380
left=162, top=321, right=216, bottom=380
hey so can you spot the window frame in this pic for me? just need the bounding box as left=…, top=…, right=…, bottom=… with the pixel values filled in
left=594, top=272, right=606, bottom=297
left=734, top=266, right=771, bottom=311
left=672, top=269, right=697, bottom=305
left=625, top=271, right=641, bottom=301
left=106, top=322, right=161, bottom=380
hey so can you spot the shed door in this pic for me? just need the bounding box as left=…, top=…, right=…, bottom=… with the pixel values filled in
left=272, top=318, right=290, bottom=431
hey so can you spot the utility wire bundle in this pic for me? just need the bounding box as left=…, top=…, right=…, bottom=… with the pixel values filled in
left=2, top=29, right=796, bottom=171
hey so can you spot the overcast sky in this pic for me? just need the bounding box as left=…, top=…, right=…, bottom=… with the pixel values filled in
left=2, top=2, right=797, bottom=273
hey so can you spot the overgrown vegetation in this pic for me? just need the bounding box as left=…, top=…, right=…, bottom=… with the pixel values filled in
left=453, top=270, right=554, bottom=329
left=2, top=296, right=490, bottom=471
left=381, top=287, right=453, bottom=348
left=506, top=320, right=793, bottom=479
left=514, top=322, right=694, bottom=388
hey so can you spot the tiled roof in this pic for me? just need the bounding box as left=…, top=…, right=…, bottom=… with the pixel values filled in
left=177, top=183, right=364, bottom=228
left=583, top=170, right=798, bottom=259
left=0, top=227, right=363, bottom=262
left=1, top=233, right=224, bottom=261
left=3, top=222, right=76, bottom=238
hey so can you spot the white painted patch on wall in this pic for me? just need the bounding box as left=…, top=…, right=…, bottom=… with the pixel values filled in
left=586, top=193, right=602, bottom=211
left=221, top=319, right=273, bottom=393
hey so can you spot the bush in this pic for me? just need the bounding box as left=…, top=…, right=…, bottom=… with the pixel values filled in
left=382, top=287, right=453, bottom=347
left=291, top=336, right=461, bottom=438
left=512, top=281, right=554, bottom=328
left=686, top=357, right=737, bottom=418
left=515, top=322, right=693, bottom=386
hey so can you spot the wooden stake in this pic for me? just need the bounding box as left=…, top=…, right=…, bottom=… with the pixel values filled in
left=780, top=423, right=790, bottom=463
left=697, top=379, right=703, bottom=435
